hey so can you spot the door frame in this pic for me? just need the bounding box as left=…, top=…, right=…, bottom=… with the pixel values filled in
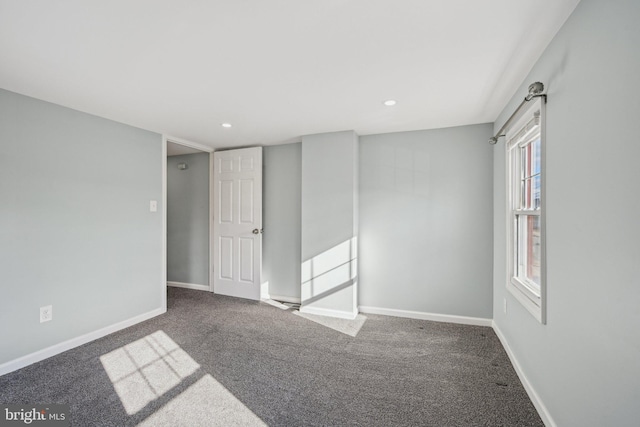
left=162, top=135, right=215, bottom=311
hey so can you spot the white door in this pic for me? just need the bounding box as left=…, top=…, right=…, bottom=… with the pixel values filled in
left=213, top=147, right=263, bottom=300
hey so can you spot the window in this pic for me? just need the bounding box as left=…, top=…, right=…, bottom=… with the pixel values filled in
left=506, top=97, right=546, bottom=323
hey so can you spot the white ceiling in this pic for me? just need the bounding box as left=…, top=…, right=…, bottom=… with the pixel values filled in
left=0, top=0, right=579, bottom=149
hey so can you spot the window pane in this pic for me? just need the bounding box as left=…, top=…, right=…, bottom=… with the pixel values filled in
left=523, top=178, right=533, bottom=209
left=516, top=216, right=525, bottom=278
left=517, top=215, right=541, bottom=291
left=519, top=137, right=541, bottom=210
left=532, top=137, right=541, bottom=175
left=533, top=175, right=541, bottom=209
left=511, top=149, right=519, bottom=209
left=521, top=143, right=530, bottom=178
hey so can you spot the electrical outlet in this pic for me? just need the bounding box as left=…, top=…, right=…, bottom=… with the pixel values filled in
left=40, top=305, right=52, bottom=323
left=503, top=298, right=507, bottom=314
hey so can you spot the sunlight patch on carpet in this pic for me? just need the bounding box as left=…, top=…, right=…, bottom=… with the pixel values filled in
left=261, top=298, right=291, bottom=310
left=100, top=331, right=199, bottom=415
left=136, top=374, right=266, bottom=427
left=294, top=311, right=367, bottom=337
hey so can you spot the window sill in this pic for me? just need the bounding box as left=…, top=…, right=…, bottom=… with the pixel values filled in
left=507, top=280, right=545, bottom=324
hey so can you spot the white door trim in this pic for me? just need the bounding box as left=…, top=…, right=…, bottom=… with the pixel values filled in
left=209, top=151, right=215, bottom=292
left=161, top=139, right=167, bottom=311
left=163, top=135, right=215, bottom=294
left=164, top=135, right=213, bottom=153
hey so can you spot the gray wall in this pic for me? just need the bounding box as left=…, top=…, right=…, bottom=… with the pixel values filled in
left=492, top=0, right=640, bottom=425
left=359, top=124, right=494, bottom=318
left=0, top=89, right=163, bottom=365
left=262, top=143, right=302, bottom=300
left=167, top=152, right=210, bottom=285
left=301, top=131, right=358, bottom=316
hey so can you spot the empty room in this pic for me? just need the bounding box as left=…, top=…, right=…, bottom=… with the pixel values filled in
left=1, top=1, right=639, bottom=426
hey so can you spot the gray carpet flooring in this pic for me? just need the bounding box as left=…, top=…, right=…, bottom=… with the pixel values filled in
left=0, top=288, right=543, bottom=426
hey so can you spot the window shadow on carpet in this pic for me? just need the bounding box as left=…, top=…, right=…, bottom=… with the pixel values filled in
left=100, top=330, right=265, bottom=426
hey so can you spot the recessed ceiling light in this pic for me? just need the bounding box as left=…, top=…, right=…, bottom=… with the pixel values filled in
left=221, top=123, right=232, bottom=128
left=383, top=100, right=397, bottom=106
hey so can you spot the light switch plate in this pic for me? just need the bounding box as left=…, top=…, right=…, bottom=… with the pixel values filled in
left=150, top=200, right=158, bottom=212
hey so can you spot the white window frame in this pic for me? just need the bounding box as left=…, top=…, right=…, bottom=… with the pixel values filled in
left=505, top=96, right=546, bottom=324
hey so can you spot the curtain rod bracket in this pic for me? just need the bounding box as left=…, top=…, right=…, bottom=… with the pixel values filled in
left=489, top=82, right=546, bottom=144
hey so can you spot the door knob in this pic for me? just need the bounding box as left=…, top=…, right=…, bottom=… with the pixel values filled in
left=252, top=228, right=260, bottom=234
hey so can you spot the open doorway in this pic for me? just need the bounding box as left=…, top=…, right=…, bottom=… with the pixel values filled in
left=164, top=137, right=214, bottom=296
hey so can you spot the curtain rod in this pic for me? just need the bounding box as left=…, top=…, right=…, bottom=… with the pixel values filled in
left=489, top=82, right=547, bottom=144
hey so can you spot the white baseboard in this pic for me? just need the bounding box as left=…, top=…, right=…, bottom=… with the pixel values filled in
left=358, top=306, right=492, bottom=327
left=269, top=295, right=301, bottom=304
left=492, top=322, right=555, bottom=427
left=299, top=305, right=358, bottom=320
left=0, top=307, right=166, bottom=377
left=167, top=281, right=210, bottom=292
